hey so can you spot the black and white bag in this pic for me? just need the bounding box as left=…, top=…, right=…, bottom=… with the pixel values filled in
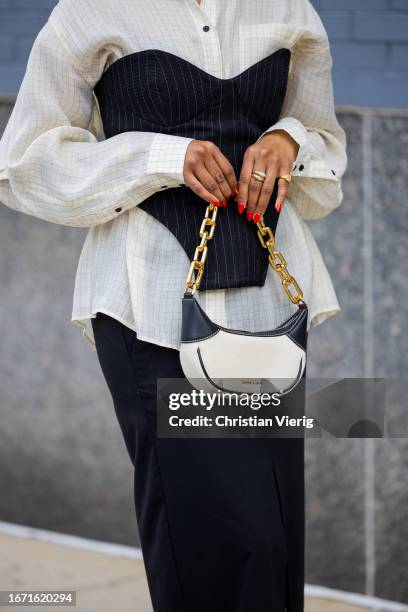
left=179, top=202, right=308, bottom=396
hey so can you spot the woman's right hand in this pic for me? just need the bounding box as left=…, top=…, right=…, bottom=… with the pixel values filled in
left=183, top=140, right=238, bottom=206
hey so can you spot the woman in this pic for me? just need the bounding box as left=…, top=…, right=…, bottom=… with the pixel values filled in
left=0, top=0, right=347, bottom=610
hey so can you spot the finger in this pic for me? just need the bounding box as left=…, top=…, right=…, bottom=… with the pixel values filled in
left=275, top=167, right=292, bottom=212
left=252, top=167, right=278, bottom=224
left=204, top=156, right=232, bottom=203
left=212, top=148, right=239, bottom=196
left=246, top=143, right=272, bottom=219
left=194, top=164, right=228, bottom=206
left=184, top=169, right=226, bottom=206
left=246, top=169, right=265, bottom=220
left=237, top=147, right=256, bottom=217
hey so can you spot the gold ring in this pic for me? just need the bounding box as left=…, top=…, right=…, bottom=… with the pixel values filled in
left=279, top=174, right=292, bottom=183
left=251, top=171, right=266, bottom=182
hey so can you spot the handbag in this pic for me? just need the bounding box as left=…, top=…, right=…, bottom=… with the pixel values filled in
left=179, top=202, right=308, bottom=396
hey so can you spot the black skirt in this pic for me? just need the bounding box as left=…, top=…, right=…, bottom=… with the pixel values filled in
left=91, top=312, right=305, bottom=612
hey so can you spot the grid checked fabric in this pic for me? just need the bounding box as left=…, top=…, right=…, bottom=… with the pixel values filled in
left=0, top=0, right=348, bottom=350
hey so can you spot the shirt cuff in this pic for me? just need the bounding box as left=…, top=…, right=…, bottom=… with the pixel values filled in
left=256, top=117, right=339, bottom=182
left=146, top=133, right=193, bottom=187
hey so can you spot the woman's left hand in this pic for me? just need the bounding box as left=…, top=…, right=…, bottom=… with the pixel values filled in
left=235, top=130, right=299, bottom=223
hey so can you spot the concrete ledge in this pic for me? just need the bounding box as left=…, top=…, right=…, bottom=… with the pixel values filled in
left=1, top=522, right=407, bottom=612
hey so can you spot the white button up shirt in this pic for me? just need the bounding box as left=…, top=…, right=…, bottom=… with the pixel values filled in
left=0, top=0, right=347, bottom=351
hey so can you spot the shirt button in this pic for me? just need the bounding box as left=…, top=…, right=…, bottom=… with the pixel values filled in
left=160, top=185, right=168, bottom=188
left=115, top=207, right=122, bottom=212
left=203, top=25, right=210, bottom=32
left=298, top=164, right=304, bottom=171
left=331, top=169, right=336, bottom=175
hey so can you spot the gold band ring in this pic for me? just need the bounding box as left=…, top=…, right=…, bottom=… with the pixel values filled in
left=279, top=174, right=292, bottom=183
left=251, top=170, right=266, bottom=182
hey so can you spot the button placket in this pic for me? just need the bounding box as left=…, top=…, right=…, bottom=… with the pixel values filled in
left=197, top=0, right=217, bottom=26
left=185, top=0, right=223, bottom=78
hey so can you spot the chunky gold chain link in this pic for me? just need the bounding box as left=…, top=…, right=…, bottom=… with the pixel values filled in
left=184, top=202, right=218, bottom=294
left=256, top=218, right=304, bottom=305
left=184, top=206, right=305, bottom=305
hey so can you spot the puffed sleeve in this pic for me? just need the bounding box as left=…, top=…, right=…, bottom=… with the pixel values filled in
left=257, top=0, right=348, bottom=220
left=0, top=16, right=193, bottom=228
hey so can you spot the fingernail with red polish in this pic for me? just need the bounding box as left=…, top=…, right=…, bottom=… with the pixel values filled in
left=212, top=200, right=224, bottom=207
left=253, top=213, right=261, bottom=224
left=246, top=210, right=253, bottom=221
left=275, top=201, right=282, bottom=213
left=238, top=201, right=245, bottom=214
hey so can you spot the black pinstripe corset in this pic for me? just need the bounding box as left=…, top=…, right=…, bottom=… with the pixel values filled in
left=94, top=48, right=291, bottom=290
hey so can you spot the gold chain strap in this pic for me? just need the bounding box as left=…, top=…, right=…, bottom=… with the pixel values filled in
left=184, top=203, right=305, bottom=305
left=256, top=218, right=305, bottom=305
left=184, top=202, right=218, bottom=294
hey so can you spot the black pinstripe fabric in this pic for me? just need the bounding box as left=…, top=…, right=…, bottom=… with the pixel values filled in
left=94, top=48, right=291, bottom=290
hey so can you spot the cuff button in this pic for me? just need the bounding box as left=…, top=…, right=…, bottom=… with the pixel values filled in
left=331, top=169, right=336, bottom=175
left=115, top=207, right=122, bottom=213
left=160, top=185, right=168, bottom=189
left=298, top=164, right=304, bottom=171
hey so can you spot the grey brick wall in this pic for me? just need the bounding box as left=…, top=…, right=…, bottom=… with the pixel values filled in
left=314, top=0, right=408, bottom=106
left=0, top=0, right=53, bottom=95
left=0, top=0, right=408, bottom=107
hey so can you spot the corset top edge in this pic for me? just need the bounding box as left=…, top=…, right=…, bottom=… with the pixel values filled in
left=95, top=47, right=291, bottom=87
